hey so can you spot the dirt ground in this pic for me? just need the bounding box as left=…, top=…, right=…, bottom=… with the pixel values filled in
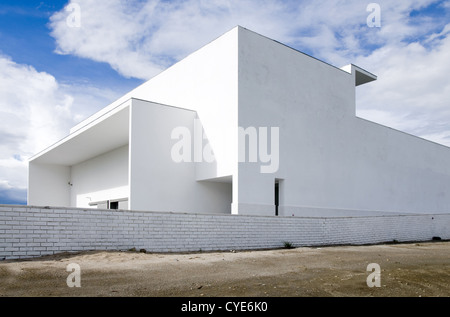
left=0, top=241, right=449, bottom=297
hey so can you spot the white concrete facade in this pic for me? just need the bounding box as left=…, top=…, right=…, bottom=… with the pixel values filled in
left=28, top=26, right=450, bottom=217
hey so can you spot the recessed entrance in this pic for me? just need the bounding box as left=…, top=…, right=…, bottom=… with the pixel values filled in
left=275, top=182, right=279, bottom=216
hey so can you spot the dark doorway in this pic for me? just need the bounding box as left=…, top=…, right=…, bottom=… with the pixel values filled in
left=275, top=182, right=279, bottom=216
left=109, top=201, right=119, bottom=210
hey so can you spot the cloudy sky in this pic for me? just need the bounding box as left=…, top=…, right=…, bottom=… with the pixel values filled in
left=1, top=0, right=449, bottom=204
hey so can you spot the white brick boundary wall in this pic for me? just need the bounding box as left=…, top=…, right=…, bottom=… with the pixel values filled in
left=1, top=205, right=449, bottom=260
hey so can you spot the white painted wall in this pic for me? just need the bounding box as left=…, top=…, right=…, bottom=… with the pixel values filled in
left=72, top=27, right=240, bottom=182
left=70, top=145, right=129, bottom=208
left=343, top=118, right=450, bottom=213
left=236, top=27, right=450, bottom=216
left=28, top=163, right=70, bottom=207
left=63, top=27, right=240, bottom=213
left=235, top=27, right=354, bottom=215
left=29, top=27, right=450, bottom=217
left=129, top=99, right=231, bottom=214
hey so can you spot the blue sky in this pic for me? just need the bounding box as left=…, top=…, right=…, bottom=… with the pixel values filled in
left=1, top=0, right=450, bottom=205
left=0, top=1, right=142, bottom=90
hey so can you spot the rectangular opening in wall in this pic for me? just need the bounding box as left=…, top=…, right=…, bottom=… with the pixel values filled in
left=275, top=181, right=279, bottom=216
left=89, top=198, right=128, bottom=210
left=109, top=198, right=128, bottom=210
left=109, top=201, right=119, bottom=209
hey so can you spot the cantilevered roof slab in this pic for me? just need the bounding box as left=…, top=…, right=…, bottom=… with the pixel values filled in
left=341, top=64, right=377, bottom=86
left=29, top=100, right=130, bottom=166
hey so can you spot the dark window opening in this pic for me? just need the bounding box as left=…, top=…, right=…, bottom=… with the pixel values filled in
left=109, top=201, right=119, bottom=210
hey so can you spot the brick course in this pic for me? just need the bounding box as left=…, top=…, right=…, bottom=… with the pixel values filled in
left=0, top=205, right=449, bottom=260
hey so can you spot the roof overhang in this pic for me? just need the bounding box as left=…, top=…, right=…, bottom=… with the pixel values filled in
left=341, top=64, right=377, bottom=86
left=29, top=99, right=131, bottom=166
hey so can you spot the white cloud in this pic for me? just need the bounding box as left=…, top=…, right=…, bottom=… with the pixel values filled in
left=420, top=130, right=450, bottom=145
left=60, top=82, right=124, bottom=123
left=0, top=179, right=13, bottom=190
left=48, top=0, right=374, bottom=80
left=0, top=54, right=119, bottom=192
left=49, top=0, right=169, bottom=80
left=355, top=24, right=450, bottom=145
left=0, top=55, right=75, bottom=153
left=47, top=0, right=450, bottom=147
left=48, top=0, right=444, bottom=76
left=0, top=54, right=76, bottom=189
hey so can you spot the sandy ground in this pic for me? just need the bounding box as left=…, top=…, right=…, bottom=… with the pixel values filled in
left=0, top=241, right=449, bottom=297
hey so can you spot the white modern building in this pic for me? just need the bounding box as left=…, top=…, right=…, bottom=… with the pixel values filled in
left=28, top=26, right=450, bottom=217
